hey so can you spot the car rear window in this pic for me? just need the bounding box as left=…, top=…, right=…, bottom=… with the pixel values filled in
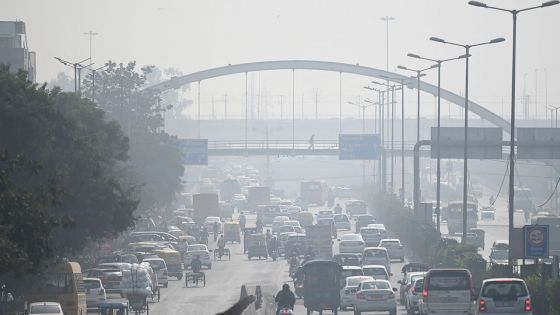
left=84, top=280, right=101, bottom=289
left=482, top=281, right=528, bottom=300
left=364, top=250, right=386, bottom=258
left=30, top=305, right=61, bottom=314
left=347, top=277, right=371, bottom=286
left=342, top=269, right=363, bottom=278
left=364, top=268, right=386, bottom=276
left=146, top=260, right=166, bottom=270
left=427, top=271, right=470, bottom=290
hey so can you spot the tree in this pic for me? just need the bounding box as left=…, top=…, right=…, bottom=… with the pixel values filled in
left=83, top=61, right=185, bottom=215
left=0, top=65, right=138, bottom=272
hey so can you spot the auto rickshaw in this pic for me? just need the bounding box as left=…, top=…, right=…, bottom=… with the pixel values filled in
left=470, top=228, right=485, bottom=249
left=302, top=260, right=342, bottom=315
left=297, top=211, right=314, bottom=228
left=224, top=221, right=241, bottom=243
left=152, top=248, right=183, bottom=280
left=98, top=302, right=129, bottom=315
left=247, top=233, right=268, bottom=260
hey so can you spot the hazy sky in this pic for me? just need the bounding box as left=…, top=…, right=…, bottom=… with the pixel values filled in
left=4, top=0, right=560, bottom=120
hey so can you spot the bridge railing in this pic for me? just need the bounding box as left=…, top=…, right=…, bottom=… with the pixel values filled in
left=208, top=140, right=418, bottom=151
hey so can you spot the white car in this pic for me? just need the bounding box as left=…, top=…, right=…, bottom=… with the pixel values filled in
left=362, top=265, right=390, bottom=280
left=204, top=216, right=222, bottom=233
left=142, top=257, right=169, bottom=288
left=316, top=210, right=334, bottom=220
left=283, top=220, right=301, bottom=229
left=84, top=277, right=107, bottom=308
left=398, top=271, right=426, bottom=306
left=339, top=234, right=366, bottom=254
left=28, top=302, right=64, bottom=315
left=405, top=277, right=424, bottom=315
left=272, top=216, right=290, bottom=234
left=333, top=214, right=351, bottom=230
left=378, top=239, right=405, bottom=262
left=340, top=276, right=374, bottom=310
left=184, top=244, right=212, bottom=269
left=362, top=247, right=391, bottom=273
left=353, top=279, right=398, bottom=315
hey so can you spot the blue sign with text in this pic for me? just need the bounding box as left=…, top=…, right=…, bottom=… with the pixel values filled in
left=179, top=139, right=208, bottom=165
left=339, top=134, right=380, bottom=160
left=524, top=225, right=549, bottom=258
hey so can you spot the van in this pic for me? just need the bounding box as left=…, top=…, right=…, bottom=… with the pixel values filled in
left=142, top=257, right=169, bottom=288
left=421, top=268, right=474, bottom=315
left=362, top=247, right=391, bottom=273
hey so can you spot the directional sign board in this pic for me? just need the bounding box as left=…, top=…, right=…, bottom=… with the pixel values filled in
left=517, top=128, right=560, bottom=159
left=178, top=139, right=208, bottom=165
left=430, top=127, right=503, bottom=159
left=524, top=225, right=549, bottom=258
left=339, top=134, right=380, bottom=160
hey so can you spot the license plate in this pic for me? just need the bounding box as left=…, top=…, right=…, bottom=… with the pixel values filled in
left=440, top=297, right=458, bottom=303
left=367, top=295, right=383, bottom=301
left=495, top=301, right=514, bottom=307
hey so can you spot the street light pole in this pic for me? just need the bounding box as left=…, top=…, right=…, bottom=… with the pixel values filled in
left=407, top=53, right=469, bottom=232
left=430, top=36, right=505, bottom=243
left=468, top=0, right=559, bottom=263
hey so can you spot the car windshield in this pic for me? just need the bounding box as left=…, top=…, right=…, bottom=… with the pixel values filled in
left=334, top=215, right=348, bottom=222
left=342, top=269, right=363, bottom=278
left=364, top=250, right=385, bottom=257
left=427, top=272, right=470, bottom=290
left=30, top=305, right=61, bottom=314
left=361, top=229, right=378, bottom=235
left=381, top=240, right=400, bottom=246
left=364, top=268, right=386, bottom=276
left=84, top=280, right=101, bottom=289
left=361, top=281, right=390, bottom=290
left=482, top=281, right=528, bottom=300
left=491, top=250, right=509, bottom=260
left=188, top=245, right=206, bottom=251
left=146, top=260, right=165, bottom=270
left=342, top=234, right=361, bottom=241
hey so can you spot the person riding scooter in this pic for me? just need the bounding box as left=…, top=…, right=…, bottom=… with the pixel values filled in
left=274, top=283, right=295, bottom=315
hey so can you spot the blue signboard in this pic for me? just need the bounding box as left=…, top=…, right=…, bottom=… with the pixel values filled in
left=178, top=139, right=208, bottom=165
left=339, top=134, right=380, bottom=160
left=524, top=225, right=549, bottom=258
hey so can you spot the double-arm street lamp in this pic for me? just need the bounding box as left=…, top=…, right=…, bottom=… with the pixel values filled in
left=396, top=65, right=438, bottom=143
left=468, top=0, right=560, bottom=262
left=429, top=36, right=505, bottom=244
left=406, top=53, right=469, bottom=232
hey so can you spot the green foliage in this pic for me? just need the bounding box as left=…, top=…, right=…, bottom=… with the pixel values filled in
left=0, top=65, right=138, bottom=275
left=83, top=61, right=184, bottom=214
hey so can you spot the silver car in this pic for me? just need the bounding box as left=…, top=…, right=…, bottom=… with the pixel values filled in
left=405, top=277, right=424, bottom=315
left=353, top=279, right=397, bottom=315
left=378, top=239, right=405, bottom=262
left=475, top=278, right=532, bottom=315
left=339, top=276, right=374, bottom=310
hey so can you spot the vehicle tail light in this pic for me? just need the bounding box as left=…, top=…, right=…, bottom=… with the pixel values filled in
left=479, top=299, right=487, bottom=312
left=297, top=283, right=304, bottom=289
left=357, top=293, right=365, bottom=300
left=422, top=290, right=428, bottom=301
left=524, top=298, right=532, bottom=312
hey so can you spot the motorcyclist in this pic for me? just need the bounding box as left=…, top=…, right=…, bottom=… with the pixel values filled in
left=200, top=227, right=209, bottom=245
left=213, top=221, right=220, bottom=241
left=191, top=255, right=202, bottom=273
left=265, top=229, right=272, bottom=244
left=268, top=236, right=279, bottom=258
left=217, top=234, right=226, bottom=257
left=304, top=246, right=315, bottom=260
left=239, top=213, right=246, bottom=230
left=289, top=256, right=299, bottom=277
left=274, top=283, right=296, bottom=315
left=334, top=203, right=342, bottom=214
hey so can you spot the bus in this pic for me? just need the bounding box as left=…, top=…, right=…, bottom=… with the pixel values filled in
left=300, top=181, right=326, bottom=205
left=446, top=201, right=478, bottom=235
left=25, top=262, right=87, bottom=315
left=256, top=205, right=282, bottom=225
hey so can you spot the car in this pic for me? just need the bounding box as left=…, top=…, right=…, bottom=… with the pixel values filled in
left=283, top=220, right=301, bottom=228
left=317, top=210, right=334, bottom=220
left=277, top=225, right=297, bottom=235
left=346, top=200, right=368, bottom=217
left=362, top=247, right=390, bottom=274
left=360, top=227, right=384, bottom=247
left=183, top=244, right=212, bottom=269
left=317, top=217, right=337, bottom=238
left=340, top=276, right=374, bottom=310
left=420, top=268, right=474, bottom=315
left=353, top=279, right=398, bottom=315
left=475, top=278, right=532, bottom=315
left=333, top=214, right=351, bottom=230
left=272, top=216, right=290, bottom=234
left=362, top=265, right=390, bottom=280
left=398, top=271, right=426, bottom=306
left=480, top=206, right=496, bottom=220
left=339, top=234, right=366, bottom=254
left=84, top=277, right=107, bottom=308
left=204, top=216, right=222, bottom=233
left=342, top=265, right=364, bottom=280
left=278, top=232, right=297, bottom=256
left=405, top=277, right=424, bottom=314
left=28, top=302, right=64, bottom=315
left=333, top=253, right=362, bottom=267
left=378, top=239, right=405, bottom=262
left=355, top=215, right=376, bottom=233
left=142, top=257, right=169, bottom=288
left=84, top=267, right=123, bottom=294
left=489, top=249, right=509, bottom=265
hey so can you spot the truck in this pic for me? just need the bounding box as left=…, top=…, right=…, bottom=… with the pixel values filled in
left=247, top=186, right=270, bottom=210
left=193, top=193, right=220, bottom=224
left=300, top=181, right=326, bottom=205
left=305, top=225, right=333, bottom=259
left=446, top=201, right=478, bottom=235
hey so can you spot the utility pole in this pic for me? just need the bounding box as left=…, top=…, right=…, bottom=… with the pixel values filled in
left=315, top=90, right=319, bottom=120
left=211, top=96, right=215, bottom=120
left=83, top=31, right=98, bottom=63
left=224, top=93, right=228, bottom=120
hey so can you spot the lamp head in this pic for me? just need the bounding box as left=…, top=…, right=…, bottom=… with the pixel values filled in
left=458, top=54, right=470, bottom=59
left=490, top=37, right=506, bottom=44
left=407, top=53, right=421, bottom=59
left=430, top=37, right=446, bottom=43
left=468, top=1, right=488, bottom=7
left=542, top=0, right=560, bottom=8
left=397, top=65, right=408, bottom=70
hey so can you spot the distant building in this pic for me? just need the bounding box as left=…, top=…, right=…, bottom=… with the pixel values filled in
left=0, top=21, right=36, bottom=82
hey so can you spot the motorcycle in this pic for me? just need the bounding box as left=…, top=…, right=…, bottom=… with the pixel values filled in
left=294, top=279, right=304, bottom=299
left=278, top=306, right=294, bottom=315
left=289, top=257, right=299, bottom=278
left=269, top=248, right=278, bottom=261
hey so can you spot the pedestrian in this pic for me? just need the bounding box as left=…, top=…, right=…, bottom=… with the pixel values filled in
left=308, top=134, right=315, bottom=150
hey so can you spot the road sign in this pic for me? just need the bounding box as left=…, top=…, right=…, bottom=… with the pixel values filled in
left=178, top=139, right=208, bottom=165
left=430, top=127, right=502, bottom=159
left=517, top=128, right=560, bottom=159
left=338, top=134, right=380, bottom=160
left=524, top=225, right=549, bottom=258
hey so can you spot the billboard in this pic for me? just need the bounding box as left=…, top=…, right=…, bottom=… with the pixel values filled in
left=517, top=128, right=560, bottom=159
left=338, top=134, right=380, bottom=160
left=178, top=139, right=208, bottom=165
left=430, top=127, right=503, bottom=159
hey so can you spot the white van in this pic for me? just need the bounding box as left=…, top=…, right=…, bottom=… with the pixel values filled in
left=362, top=247, right=391, bottom=274
left=421, top=268, right=474, bottom=315
left=143, top=257, right=169, bottom=288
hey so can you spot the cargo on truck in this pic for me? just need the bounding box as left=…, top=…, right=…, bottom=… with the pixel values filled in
left=193, top=193, right=220, bottom=224
left=248, top=186, right=270, bottom=210
left=305, top=225, right=333, bottom=259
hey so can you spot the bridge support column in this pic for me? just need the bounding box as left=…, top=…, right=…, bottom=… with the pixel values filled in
left=413, top=140, right=431, bottom=213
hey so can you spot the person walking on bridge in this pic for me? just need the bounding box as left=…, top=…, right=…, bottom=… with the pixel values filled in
left=308, top=134, right=315, bottom=150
